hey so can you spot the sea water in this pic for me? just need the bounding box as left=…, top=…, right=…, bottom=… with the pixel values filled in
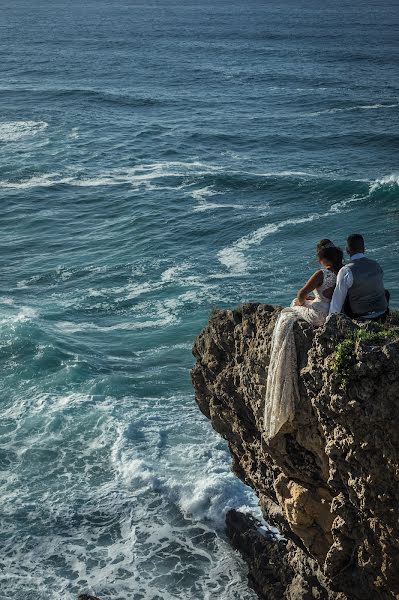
left=0, top=0, right=398, bottom=598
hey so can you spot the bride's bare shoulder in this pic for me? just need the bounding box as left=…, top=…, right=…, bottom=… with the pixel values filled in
left=300, top=269, right=324, bottom=291
left=309, top=269, right=324, bottom=284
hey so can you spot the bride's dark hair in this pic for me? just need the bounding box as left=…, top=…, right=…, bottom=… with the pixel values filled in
left=317, top=238, right=334, bottom=251
left=317, top=245, right=344, bottom=274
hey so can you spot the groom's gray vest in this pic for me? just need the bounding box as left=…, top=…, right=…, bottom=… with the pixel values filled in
left=347, top=257, right=387, bottom=316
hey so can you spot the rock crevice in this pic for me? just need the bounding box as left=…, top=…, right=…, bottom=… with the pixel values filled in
left=191, top=304, right=399, bottom=600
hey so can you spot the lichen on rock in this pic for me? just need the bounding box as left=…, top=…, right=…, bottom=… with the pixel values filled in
left=191, top=304, right=399, bottom=600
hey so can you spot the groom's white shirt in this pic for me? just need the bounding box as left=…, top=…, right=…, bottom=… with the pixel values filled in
left=329, top=253, right=385, bottom=317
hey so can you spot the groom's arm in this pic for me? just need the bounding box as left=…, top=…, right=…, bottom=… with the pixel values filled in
left=329, top=267, right=353, bottom=314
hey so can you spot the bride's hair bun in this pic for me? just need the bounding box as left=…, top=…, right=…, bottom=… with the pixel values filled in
left=317, top=238, right=335, bottom=250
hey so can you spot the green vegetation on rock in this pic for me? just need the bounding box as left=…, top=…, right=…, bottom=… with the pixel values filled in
left=331, top=325, right=397, bottom=390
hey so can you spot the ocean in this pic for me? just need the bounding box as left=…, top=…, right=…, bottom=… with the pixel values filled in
left=0, top=0, right=398, bottom=598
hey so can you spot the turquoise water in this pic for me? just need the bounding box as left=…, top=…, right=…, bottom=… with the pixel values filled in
left=0, top=0, right=398, bottom=598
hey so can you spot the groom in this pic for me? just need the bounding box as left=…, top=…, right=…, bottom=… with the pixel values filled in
left=329, top=233, right=389, bottom=322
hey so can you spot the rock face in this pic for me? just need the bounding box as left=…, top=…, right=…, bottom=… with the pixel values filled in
left=191, top=304, right=399, bottom=600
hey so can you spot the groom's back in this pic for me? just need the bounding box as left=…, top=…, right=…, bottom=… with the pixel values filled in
left=347, top=257, right=387, bottom=316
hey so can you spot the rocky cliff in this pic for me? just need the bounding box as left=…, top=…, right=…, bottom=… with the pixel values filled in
left=191, top=304, right=399, bottom=600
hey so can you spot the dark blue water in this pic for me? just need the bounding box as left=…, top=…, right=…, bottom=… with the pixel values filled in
left=0, top=1, right=398, bottom=598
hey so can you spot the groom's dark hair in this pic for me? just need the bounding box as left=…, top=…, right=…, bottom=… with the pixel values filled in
left=347, top=234, right=365, bottom=255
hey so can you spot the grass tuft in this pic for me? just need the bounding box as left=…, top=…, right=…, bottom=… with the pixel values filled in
left=331, top=326, right=396, bottom=390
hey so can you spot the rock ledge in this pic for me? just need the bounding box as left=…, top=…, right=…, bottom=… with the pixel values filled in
left=191, top=304, right=399, bottom=600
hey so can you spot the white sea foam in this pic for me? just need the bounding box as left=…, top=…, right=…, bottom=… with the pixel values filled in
left=160, top=262, right=191, bottom=282
left=217, top=183, right=381, bottom=274
left=306, top=103, right=399, bottom=117
left=109, top=403, right=260, bottom=529
left=254, top=169, right=318, bottom=178
left=189, top=185, right=230, bottom=212
left=330, top=194, right=366, bottom=213
left=190, top=185, right=220, bottom=201
left=59, top=273, right=216, bottom=331
left=0, top=305, right=38, bottom=326
left=194, top=202, right=247, bottom=213
left=50, top=260, right=219, bottom=320
left=0, top=120, right=48, bottom=142
left=218, top=213, right=325, bottom=274
left=177, top=470, right=259, bottom=528
left=0, top=173, right=67, bottom=190
left=67, top=127, right=79, bottom=140
left=0, top=160, right=223, bottom=190
left=369, top=173, right=399, bottom=194
left=55, top=313, right=179, bottom=333
left=0, top=161, right=333, bottom=191
left=188, top=182, right=253, bottom=212
left=133, top=342, right=193, bottom=358
left=0, top=383, right=260, bottom=600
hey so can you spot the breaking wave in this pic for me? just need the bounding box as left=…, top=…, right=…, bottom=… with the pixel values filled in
left=369, top=173, right=399, bottom=194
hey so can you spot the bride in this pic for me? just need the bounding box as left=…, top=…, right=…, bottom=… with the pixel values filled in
left=264, top=240, right=343, bottom=440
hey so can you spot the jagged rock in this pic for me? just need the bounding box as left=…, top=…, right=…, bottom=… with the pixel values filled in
left=226, top=509, right=340, bottom=600
left=78, top=595, right=101, bottom=600
left=191, top=304, right=399, bottom=600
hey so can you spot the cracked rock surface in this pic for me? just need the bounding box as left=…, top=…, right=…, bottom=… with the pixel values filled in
left=191, top=304, right=399, bottom=600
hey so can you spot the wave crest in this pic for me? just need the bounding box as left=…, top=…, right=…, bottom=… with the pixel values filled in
left=0, top=121, right=48, bottom=142
left=369, top=174, right=399, bottom=194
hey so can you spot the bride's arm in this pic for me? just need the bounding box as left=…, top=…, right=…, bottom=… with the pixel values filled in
left=293, top=270, right=323, bottom=306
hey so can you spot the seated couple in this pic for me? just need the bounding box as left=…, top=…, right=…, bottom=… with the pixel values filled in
left=293, top=233, right=389, bottom=324
left=263, top=233, right=389, bottom=440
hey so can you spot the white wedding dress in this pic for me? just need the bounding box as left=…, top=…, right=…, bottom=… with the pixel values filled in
left=264, top=268, right=337, bottom=440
